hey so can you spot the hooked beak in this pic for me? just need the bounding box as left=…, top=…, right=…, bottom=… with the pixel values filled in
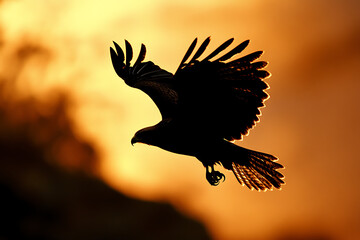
left=131, top=136, right=139, bottom=146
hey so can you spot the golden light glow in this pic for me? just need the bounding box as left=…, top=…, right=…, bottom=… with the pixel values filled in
left=2, top=0, right=360, bottom=239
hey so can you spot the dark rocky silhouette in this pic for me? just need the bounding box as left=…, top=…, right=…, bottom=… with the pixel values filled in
left=0, top=92, right=210, bottom=240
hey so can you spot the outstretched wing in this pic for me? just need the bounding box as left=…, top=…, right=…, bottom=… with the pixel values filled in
left=110, top=40, right=177, bottom=119
left=175, top=37, right=271, bottom=141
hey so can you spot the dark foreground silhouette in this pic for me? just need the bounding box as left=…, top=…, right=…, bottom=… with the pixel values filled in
left=0, top=93, right=210, bottom=240
left=110, top=37, right=284, bottom=190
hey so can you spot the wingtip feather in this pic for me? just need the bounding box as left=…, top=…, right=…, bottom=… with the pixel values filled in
left=203, top=38, right=234, bottom=61
left=112, top=41, right=124, bottom=63
left=188, top=37, right=211, bottom=64
left=176, top=37, right=198, bottom=73
left=216, top=39, right=250, bottom=62
left=134, top=43, right=147, bottom=65
left=125, top=39, right=133, bottom=66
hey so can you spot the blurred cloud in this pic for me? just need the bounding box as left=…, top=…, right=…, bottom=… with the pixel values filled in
left=0, top=15, right=210, bottom=240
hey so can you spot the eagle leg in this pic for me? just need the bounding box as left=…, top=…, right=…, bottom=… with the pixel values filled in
left=206, top=165, right=225, bottom=186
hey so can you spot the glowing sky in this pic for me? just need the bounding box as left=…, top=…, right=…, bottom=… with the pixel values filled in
left=1, top=0, right=360, bottom=239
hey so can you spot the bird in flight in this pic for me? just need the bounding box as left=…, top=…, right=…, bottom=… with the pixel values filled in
left=110, top=37, right=284, bottom=191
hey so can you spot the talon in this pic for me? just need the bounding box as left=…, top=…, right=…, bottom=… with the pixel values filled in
left=205, top=165, right=225, bottom=186
left=214, top=170, right=226, bottom=182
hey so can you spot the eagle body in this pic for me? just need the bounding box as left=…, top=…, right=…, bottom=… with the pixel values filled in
left=132, top=120, right=237, bottom=161
left=110, top=37, right=284, bottom=190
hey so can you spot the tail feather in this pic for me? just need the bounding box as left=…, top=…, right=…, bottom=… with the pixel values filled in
left=242, top=166, right=267, bottom=191
left=231, top=148, right=284, bottom=191
left=250, top=151, right=283, bottom=169
left=232, top=164, right=252, bottom=189
left=249, top=156, right=284, bottom=179
left=248, top=166, right=273, bottom=189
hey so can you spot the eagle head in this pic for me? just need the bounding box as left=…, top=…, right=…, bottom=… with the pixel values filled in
left=131, top=127, right=157, bottom=146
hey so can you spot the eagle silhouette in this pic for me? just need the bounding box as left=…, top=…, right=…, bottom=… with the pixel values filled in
left=110, top=37, right=284, bottom=190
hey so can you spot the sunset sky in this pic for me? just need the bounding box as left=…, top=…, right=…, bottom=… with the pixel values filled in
left=1, top=0, right=360, bottom=239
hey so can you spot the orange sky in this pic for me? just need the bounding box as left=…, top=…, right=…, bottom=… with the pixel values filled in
left=1, top=0, right=360, bottom=239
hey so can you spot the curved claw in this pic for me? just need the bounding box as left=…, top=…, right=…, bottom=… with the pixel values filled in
left=206, top=166, right=226, bottom=186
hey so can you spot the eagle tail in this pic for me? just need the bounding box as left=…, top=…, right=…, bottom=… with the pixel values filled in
left=231, top=147, right=284, bottom=191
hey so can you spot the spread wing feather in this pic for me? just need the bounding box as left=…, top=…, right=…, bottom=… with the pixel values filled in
left=176, top=38, right=198, bottom=73
left=215, top=40, right=249, bottom=62
left=174, top=37, right=271, bottom=141
left=134, top=43, right=146, bottom=66
left=188, top=37, right=211, bottom=65
left=230, top=51, right=264, bottom=64
left=125, top=40, right=133, bottom=66
left=110, top=41, right=177, bottom=118
left=111, top=38, right=271, bottom=141
left=203, top=38, right=234, bottom=62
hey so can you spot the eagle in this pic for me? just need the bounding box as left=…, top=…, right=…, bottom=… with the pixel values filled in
left=110, top=37, right=284, bottom=191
